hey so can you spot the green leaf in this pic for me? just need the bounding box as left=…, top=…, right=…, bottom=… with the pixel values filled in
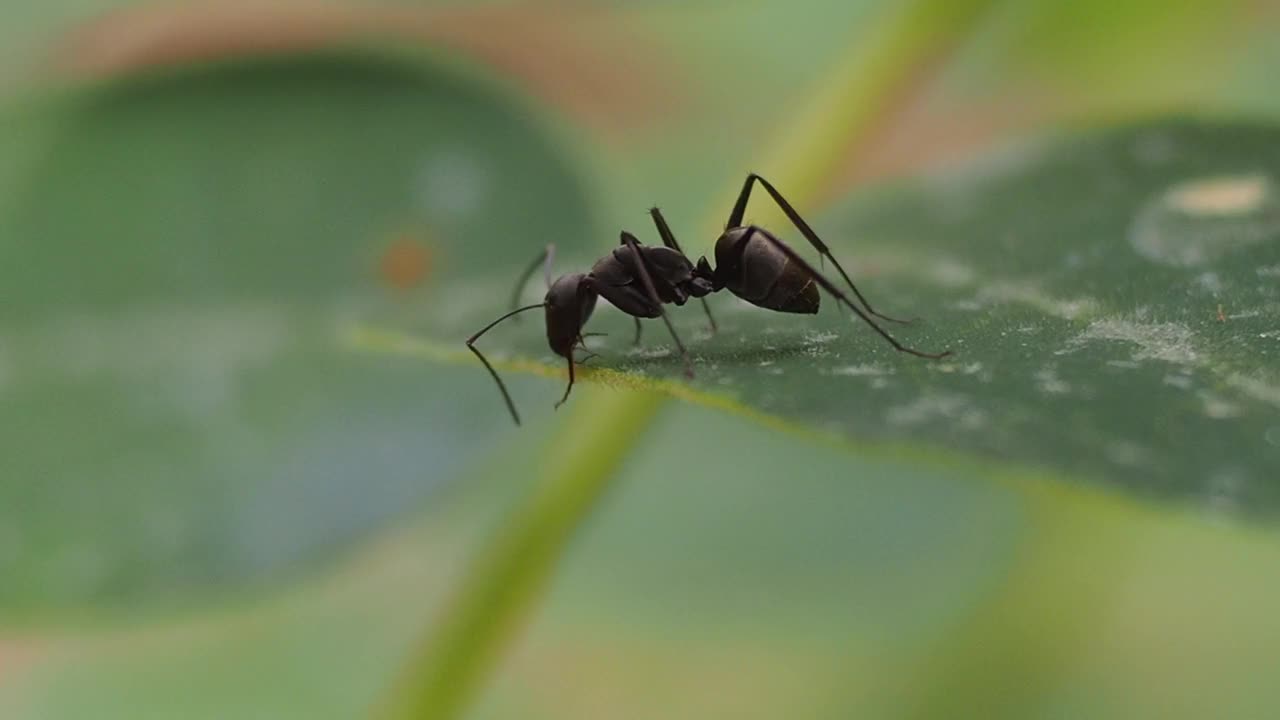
left=0, top=50, right=600, bottom=612
left=361, top=118, right=1280, bottom=514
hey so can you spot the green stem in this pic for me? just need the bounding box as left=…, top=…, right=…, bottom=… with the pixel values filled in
left=373, top=388, right=665, bottom=720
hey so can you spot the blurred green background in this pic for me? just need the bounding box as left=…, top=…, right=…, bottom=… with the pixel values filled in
left=2, top=1, right=1280, bottom=718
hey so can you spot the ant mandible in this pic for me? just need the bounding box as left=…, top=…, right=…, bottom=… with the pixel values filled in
left=467, top=173, right=951, bottom=425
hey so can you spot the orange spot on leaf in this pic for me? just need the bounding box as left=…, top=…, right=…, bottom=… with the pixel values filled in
left=379, top=235, right=433, bottom=290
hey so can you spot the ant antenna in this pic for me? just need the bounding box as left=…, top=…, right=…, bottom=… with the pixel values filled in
left=467, top=303, right=545, bottom=425
left=508, top=244, right=556, bottom=315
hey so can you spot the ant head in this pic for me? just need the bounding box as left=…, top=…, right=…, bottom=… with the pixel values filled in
left=544, top=273, right=585, bottom=309
left=544, top=273, right=596, bottom=355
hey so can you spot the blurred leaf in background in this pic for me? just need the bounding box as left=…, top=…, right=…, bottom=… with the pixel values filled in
left=1, top=0, right=1280, bottom=719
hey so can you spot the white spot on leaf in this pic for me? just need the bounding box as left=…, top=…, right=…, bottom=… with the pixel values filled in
left=980, top=283, right=1100, bottom=320
left=1265, top=427, right=1280, bottom=446
left=804, top=330, right=839, bottom=345
left=1204, top=467, right=1249, bottom=514
left=1062, top=317, right=1199, bottom=365
left=628, top=345, right=672, bottom=359
left=1169, top=175, right=1269, bottom=215
left=886, top=393, right=986, bottom=430
left=1226, top=373, right=1280, bottom=408
left=1129, top=173, right=1280, bottom=267
left=927, top=258, right=977, bottom=287
left=1105, top=441, right=1155, bottom=468
left=416, top=148, right=489, bottom=217
left=830, top=364, right=893, bottom=377
left=1200, top=391, right=1243, bottom=419
left=1035, top=367, right=1070, bottom=394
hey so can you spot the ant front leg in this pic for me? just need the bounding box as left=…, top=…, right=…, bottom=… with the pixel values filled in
left=727, top=173, right=913, bottom=325
left=554, top=355, right=575, bottom=409
left=632, top=317, right=643, bottom=346
left=649, top=207, right=717, bottom=333
left=619, top=231, right=694, bottom=377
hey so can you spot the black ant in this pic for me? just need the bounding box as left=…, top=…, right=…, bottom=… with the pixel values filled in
left=467, top=173, right=951, bottom=425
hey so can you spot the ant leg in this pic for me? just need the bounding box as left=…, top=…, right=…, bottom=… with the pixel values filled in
left=649, top=207, right=717, bottom=333
left=467, top=303, right=547, bottom=426
left=742, top=228, right=950, bottom=359
left=632, top=317, right=643, bottom=346
left=508, top=244, right=556, bottom=314
left=620, top=231, right=694, bottom=378
left=554, top=355, right=576, bottom=409
left=727, top=173, right=912, bottom=325
left=577, top=334, right=604, bottom=363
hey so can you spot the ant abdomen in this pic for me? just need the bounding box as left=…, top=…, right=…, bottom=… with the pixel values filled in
left=717, top=227, right=819, bottom=314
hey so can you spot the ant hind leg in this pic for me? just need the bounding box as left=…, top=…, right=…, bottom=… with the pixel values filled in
left=742, top=228, right=950, bottom=359
left=728, top=173, right=913, bottom=324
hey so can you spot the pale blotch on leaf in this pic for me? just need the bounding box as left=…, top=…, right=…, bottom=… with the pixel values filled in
left=925, top=257, right=977, bottom=288
left=1264, top=426, right=1280, bottom=447
left=948, top=298, right=984, bottom=312
left=1226, top=373, right=1280, bottom=409
left=1204, top=467, right=1249, bottom=514
left=415, top=148, right=489, bottom=218
left=628, top=345, right=672, bottom=359
left=979, top=282, right=1100, bottom=320
left=1129, top=173, right=1280, bottom=267
left=1199, top=391, right=1243, bottom=420
left=803, top=330, right=839, bottom=345
left=1061, top=317, right=1200, bottom=366
left=1169, top=175, right=1269, bottom=214
left=1195, top=271, right=1224, bottom=294
left=1105, top=440, right=1156, bottom=469
left=829, top=364, right=893, bottom=377
left=1034, top=366, right=1070, bottom=394
left=886, top=393, right=986, bottom=430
